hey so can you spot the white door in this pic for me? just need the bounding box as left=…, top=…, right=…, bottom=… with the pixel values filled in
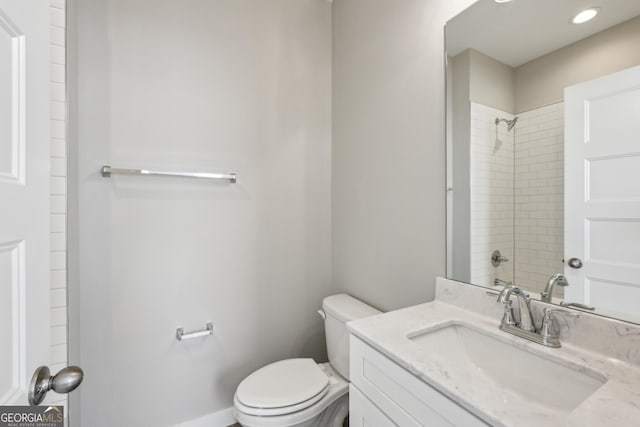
left=564, top=65, right=640, bottom=323
left=0, top=0, right=51, bottom=405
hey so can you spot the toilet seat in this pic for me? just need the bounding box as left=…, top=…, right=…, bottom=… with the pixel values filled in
left=234, top=362, right=349, bottom=427
left=235, top=358, right=329, bottom=416
left=235, top=386, right=329, bottom=417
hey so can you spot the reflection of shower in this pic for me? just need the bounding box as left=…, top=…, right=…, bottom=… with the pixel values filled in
left=493, top=116, right=518, bottom=154
left=495, top=116, right=519, bottom=131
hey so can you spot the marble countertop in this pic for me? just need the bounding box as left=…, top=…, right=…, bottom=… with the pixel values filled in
left=348, top=288, right=640, bottom=426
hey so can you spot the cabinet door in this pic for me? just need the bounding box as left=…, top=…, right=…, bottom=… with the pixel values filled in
left=350, top=385, right=396, bottom=427
left=350, top=336, right=488, bottom=426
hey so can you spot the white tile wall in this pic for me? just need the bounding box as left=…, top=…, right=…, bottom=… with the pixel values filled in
left=469, top=102, right=564, bottom=295
left=47, top=0, right=68, bottom=413
left=470, top=102, right=515, bottom=287
left=514, top=102, right=564, bottom=295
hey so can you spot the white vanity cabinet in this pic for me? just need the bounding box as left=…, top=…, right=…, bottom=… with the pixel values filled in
left=349, top=385, right=396, bottom=426
left=349, top=335, right=488, bottom=426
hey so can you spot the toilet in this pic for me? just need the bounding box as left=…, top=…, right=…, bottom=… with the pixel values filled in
left=233, top=294, right=381, bottom=427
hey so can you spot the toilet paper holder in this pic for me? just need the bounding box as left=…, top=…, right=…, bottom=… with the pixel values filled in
left=176, top=322, right=214, bottom=341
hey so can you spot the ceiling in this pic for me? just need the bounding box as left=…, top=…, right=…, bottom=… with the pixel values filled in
left=446, top=0, right=640, bottom=67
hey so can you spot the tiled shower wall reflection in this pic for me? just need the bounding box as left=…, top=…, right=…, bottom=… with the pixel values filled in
left=469, top=102, right=564, bottom=294
left=514, top=103, right=564, bottom=294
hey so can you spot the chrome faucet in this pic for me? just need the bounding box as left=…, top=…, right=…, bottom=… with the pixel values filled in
left=500, top=286, right=535, bottom=332
left=540, top=273, right=569, bottom=303
left=496, top=283, right=580, bottom=348
left=494, top=279, right=513, bottom=304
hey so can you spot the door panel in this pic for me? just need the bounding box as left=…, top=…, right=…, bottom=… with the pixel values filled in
left=588, top=155, right=640, bottom=201
left=0, top=241, right=24, bottom=403
left=0, top=0, right=50, bottom=405
left=565, top=65, right=640, bottom=323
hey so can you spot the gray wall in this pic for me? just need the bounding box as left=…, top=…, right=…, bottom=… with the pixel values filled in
left=332, top=0, right=476, bottom=311
left=516, top=15, right=640, bottom=113
left=469, top=49, right=515, bottom=114
left=450, top=48, right=516, bottom=114
left=68, top=0, right=332, bottom=425
left=450, top=50, right=471, bottom=283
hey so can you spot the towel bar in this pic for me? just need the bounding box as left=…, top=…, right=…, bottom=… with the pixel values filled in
left=101, top=166, right=237, bottom=183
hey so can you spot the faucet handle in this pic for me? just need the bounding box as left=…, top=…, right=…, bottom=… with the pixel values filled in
left=540, top=308, right=579, bottom=347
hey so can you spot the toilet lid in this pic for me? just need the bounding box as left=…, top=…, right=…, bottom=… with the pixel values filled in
left=236, top=359, right=329, bottom=410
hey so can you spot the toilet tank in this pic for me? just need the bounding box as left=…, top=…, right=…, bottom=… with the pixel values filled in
left=322, top=294, right=381, bottom=380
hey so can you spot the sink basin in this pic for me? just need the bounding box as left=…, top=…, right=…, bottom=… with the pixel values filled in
left=408, top=322, right=606, bottom=412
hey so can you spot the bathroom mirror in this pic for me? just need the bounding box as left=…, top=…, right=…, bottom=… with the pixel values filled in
left=445, top=0, right=640, bottom=324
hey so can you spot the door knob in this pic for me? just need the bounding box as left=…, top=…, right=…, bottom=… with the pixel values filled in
left=568, top=258, right=583, bottom=269
left=28, top=366, right=84, bottom=405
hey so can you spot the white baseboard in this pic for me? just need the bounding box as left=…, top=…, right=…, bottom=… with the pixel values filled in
left=175, top=407, right=236, bottom=427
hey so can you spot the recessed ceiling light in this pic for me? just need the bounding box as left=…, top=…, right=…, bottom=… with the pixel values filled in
left=494, top=0, right=513, bottom=3
left=572, top=8, right=600, bottom=24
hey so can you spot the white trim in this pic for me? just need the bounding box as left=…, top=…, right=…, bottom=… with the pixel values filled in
left=175, top=407, right=236, bottom=427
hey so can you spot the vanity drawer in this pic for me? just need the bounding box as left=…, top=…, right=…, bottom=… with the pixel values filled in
left=349, top=384, right=396, bottom=427
left=350, top=335, right=487, bottom=427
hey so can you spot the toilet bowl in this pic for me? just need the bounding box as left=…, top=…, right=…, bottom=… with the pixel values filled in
left=233, top=294, right=380, bottom=427
left=234, top=361, right=348, bottom=427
